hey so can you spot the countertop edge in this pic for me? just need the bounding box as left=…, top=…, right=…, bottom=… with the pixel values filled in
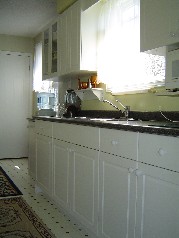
left=33, top=116, right=179, bottom=137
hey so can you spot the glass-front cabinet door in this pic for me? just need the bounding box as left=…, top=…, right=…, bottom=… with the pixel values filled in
left=43, top=29, right=50, bottom=77
left=51, top=22, right=58, bottom=74
left=42, top=18, right=59, bottom=80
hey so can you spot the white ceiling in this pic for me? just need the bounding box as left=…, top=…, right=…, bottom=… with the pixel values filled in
left=0, top=0, right=58, bottom=38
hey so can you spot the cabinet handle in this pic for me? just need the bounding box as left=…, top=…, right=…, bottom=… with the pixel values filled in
left=111, top=140, right=118, bottom=145
left=135, top=170, right=143, bottom=177
left=128, top=168, right=136, bottom=173
left=170, top=31, right=176, bottom=37
left=158, top=148, right=166, bottom=156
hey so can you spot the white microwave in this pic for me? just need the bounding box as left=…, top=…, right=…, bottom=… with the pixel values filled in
left=165, top=48, right=179, bottom=91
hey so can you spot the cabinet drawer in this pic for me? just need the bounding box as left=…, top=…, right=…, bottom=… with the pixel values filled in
left=138, top=133, right=179, bottom=172
left=35, top=120, right=53, bottom=137
left=53, top=123, right=100, bottom=149
left=100, top=129, right=138, bottom=160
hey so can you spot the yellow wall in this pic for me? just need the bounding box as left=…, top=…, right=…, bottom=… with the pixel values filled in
left=56, top=0, right=77, bottom=13
left=81, top=84, right=179, bottom=112
left=0, top=34, right=34, bottom=54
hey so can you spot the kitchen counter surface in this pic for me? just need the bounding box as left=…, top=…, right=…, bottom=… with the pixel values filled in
left=34, top=116, right=179, bottom=137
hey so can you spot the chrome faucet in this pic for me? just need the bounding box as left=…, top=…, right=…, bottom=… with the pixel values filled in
left=102, top=99, right=130, bottom=120
left=116, top=99, right=130, bottom=120
left=102, top=100, right=122, bottom=112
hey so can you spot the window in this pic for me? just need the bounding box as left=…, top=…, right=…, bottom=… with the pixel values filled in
left=97, top=0, right=165, bottom=94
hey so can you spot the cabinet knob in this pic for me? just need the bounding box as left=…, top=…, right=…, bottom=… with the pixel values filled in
left=170, top=31, right=176, bottom=37
left=135, top=170, right=143, bottom=177
left=111, top=140, right=118, bottom=145
left=158, top=148, right=166, bottom=156
left=128, top=168, right=136, bottom=173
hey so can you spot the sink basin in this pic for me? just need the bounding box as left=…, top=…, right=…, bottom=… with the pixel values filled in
left=89, top=118, right=135, bottom=122
left=66, top=117, right=137, bottom=124
left=148, top=122, right=179, bottom=129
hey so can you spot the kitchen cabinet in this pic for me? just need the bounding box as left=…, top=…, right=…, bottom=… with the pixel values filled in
left=59, top=0, right=98, bottom=77
left=99, top=128, right=138, bottom=238
left=34, top=118, right=179, bottom=238
left=42, top=18, right=59, bottom=80
left=99, top=152, right=137, bottom=238
left=71, top=145, right=99, bottom=235
left=53, top=122, right=99, bottom=236
left=140, top=0, right=179, bottom=51
left=136, top=133, right=179, bottom=238
left=35, top=120, right=53, bottom=196
left=53, top=139, right=71, bottom=210
left=28, top=120, right=36, bottom=178
left=135, top=163, right=179, bottom=238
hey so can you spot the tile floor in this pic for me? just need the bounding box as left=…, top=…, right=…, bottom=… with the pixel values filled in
left=0, top=158, right=90, bottom=238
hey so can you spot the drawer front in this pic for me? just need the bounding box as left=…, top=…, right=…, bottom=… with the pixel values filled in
left=138, top=133, right=179, bottom=172
left=53, top=123, right=100, bottom=149
left=35, top=120, right=53, bottom=137
left=100, top=128, right=138, bottom=160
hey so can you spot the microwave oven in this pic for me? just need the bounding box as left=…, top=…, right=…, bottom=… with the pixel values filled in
left=165, top=48, right=179, bottom=91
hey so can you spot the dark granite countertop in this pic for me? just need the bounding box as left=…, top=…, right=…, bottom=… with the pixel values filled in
left=34, top=114, right=179, bottom=137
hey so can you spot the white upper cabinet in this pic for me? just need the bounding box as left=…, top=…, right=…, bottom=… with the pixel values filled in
left=42, top=18, right=60, bottom=80
left=140, top=0, right=179, bottom=52
left=59, top=0, right=99, bottom=77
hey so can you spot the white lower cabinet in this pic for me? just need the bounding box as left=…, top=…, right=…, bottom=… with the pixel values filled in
left=53, top=138, right=99, bottom=235
left=71, top=145, right=99, bottom=235
left=52, top=122, right=100, bottom=236
left=35, top=120, right=53, bottom=196
left=136, top=133, right=179, bottom=238
left=135, top=163, right=179, bottom=238
left=99, top=128, right=138, bottom=238
left=35, top=120, right=179, bottom=238
left=28, top=120, right=36, bottom=178
left=36, top=134, right=53, bottom=196
left=53, top=139, right=71, bottom=210
left=99, top=152, right=137, bottom=238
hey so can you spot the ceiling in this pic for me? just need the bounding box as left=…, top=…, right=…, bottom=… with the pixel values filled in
left=0, top=0, right=58, bottom=38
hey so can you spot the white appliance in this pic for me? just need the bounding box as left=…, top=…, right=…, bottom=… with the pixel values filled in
left=165, top=48, right=179, bottom=91
left=37, top=92, right=56, bottom=116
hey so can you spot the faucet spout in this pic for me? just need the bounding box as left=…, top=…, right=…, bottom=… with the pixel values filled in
left=115, top=99, right=126, bottom=109
left=116, top=99, right=130, bottom=119
left=102, top=100, right=121, bottom=112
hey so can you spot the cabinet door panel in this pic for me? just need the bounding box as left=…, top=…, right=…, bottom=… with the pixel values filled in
left=42, top=18, right=59, bottom=80
left=53, top=140, right=70, bottom=209
left=140, top=0, right=179, bottom=51
left=69, top=0, right=80, bottom=72
left=28, top=122, right=36, bottom=178
left=36, top=135, right=52, bottom=195
left=72, top=146, right=99, bottom=234
left=138, top=133, right=179, bottom=172
left=136, top=164, right=179, bottom=238
left=99, top=152, right=137, bottom=238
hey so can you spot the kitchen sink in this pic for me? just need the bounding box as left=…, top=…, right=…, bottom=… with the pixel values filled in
left=88, top=117, right=136, bottom=122
left=148, top=122, right=179, bottom=129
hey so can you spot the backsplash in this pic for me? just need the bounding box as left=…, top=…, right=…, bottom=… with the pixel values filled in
left=80, top=84, right=179, bottom=112
left=78, top=110, right=179, bottom=122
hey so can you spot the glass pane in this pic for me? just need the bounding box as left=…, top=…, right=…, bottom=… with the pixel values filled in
left=51, top=22, right=57, bottom=73
left=44, top=29, right=49, bottom=75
